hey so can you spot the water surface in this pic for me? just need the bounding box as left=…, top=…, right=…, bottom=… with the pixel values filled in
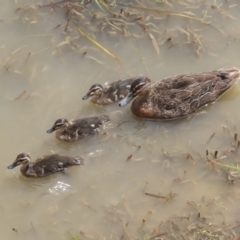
left=1, top=1, right=240, bottom=239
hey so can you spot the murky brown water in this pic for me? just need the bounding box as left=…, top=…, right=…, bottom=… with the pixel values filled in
left=1, top=0, right=240, bottom=239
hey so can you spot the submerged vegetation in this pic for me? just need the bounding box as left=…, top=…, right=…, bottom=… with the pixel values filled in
left=15, top=0, right=239, bottom=64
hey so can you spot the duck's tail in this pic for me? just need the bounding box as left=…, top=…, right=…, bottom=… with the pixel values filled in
left=72, top=157, right=84, bottom=165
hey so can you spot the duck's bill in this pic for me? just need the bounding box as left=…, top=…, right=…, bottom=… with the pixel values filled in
left=46, top=127, right=55, bottom=133
left=7, top=162, right=17, bottom=169
left=119, top=93, right=133, bottom=107
left=82, top=93, right=90, bottom=100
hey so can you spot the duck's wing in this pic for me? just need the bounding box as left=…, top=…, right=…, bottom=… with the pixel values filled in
left=74, top=115, right=109, bottom=128
left=159, top=67, right=240, bottom=93
left=103, top=80, right=131, bottom=102
left=59, top=116, right=109, bottom=140
left=31, top=155, right=82, bottom=177
left=178, top=69, right=238, bottom=109
left=106, top=76, right=150, bottom=101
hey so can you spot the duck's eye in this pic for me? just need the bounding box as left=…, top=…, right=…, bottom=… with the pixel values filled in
left=17, top=157, right=29, bottom=162
left=55, top=122, right=65, bottom=127
left=18, top=159, right=25, bottom=162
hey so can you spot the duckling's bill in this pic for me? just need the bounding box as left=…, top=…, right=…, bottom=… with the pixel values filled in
left=47, top=127, right=55, bottom=133
left=7, top=163, right=17, bottom=169
left=82, top=92, right=91, bottom=100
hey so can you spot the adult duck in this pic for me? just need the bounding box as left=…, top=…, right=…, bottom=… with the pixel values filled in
left=119, top=67, right=240, bottom=120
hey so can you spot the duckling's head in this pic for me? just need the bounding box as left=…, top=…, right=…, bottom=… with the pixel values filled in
left=47, top=118, right=69, bottom=133
left=82, top=84, right=103, bottom=100
left=8, top=153, right=31, bottom=169
left=119, top=76, right=150, bottom=107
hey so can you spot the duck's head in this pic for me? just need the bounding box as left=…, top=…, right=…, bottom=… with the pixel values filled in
left=82, top=84, right=103, bottom=100
left=8, top=153, right=31, bottom=169
left=47, top=118, right=69, bottom=133
left=119, top=76, right=150, bottom=107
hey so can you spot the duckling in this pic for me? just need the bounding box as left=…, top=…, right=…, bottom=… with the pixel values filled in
left=82, top=76, right=151, bottom=105
left=7, top=153, right=83, bottom=178
left=47, top=115, right=110, bottom=142
left=119, top=67, right=240, bottom=120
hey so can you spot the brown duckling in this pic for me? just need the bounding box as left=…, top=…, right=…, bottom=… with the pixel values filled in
left=47, top=115, right=110, bottom=142
left=82, top=76, right=151, bottom=105
left=119, top=67, right=240, bottom=120
left=7, top=153, right=83, bottom=178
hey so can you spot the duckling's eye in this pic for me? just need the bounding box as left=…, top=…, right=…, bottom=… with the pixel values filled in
left=17, top=157, right=29, bottom=162
left=18, top=159, right=26, bottom=162
left=56, top=122, right=65, bottom=127
left=90, top=87, right=101, bottom=94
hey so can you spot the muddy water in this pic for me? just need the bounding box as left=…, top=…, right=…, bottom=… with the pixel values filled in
left=1, top=0, right=240, bottom=239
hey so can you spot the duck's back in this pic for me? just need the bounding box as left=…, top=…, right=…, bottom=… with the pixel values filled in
left=27, top=155, right=83, bottom=177
left=103, top=76, right=149, bottom=103
left=132, top=67, right=240, bottom=120
left=74, top=115, right=110, bottom=128
left=57, top=115, right=110, bottom=141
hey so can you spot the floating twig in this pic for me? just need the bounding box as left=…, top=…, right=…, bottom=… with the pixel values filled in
left=14, top=90, right=27, bottom=100
left=206, top=132, right=215, bottom=143
left=75, top=25, right=121, bottom=65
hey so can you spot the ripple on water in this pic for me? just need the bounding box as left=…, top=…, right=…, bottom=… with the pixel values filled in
left=88, top=149, right=103, bottom=158
left=11, top=173, right=55, bottom=193
left=48, top=181, right=71, bottom=195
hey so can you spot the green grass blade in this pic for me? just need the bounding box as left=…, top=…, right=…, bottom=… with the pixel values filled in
left=68, top=232, right=81, bottom=240
left=215, top=162, right=240, bottom=171
left=94, top=0, right=103, bottom=11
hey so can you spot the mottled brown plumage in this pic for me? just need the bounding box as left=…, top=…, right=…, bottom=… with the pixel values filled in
left=7, top=153, right=83, bottom=178
left=47, top=115, right=110, bottom=142
left=119, top=67, right=240, bottom=120
left=82, top=76, right=151, bottom=105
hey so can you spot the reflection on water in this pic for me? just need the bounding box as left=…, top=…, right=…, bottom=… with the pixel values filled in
left=49, top=181, right=70, bottom=195
left=1, top=0, right=240, bottom=239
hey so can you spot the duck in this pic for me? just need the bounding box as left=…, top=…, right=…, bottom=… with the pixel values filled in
left=119, top=67, right=240, bottom=120
left=47, top=115, right=110, bottom=142
left=7, top=153, right=83, bottom=178
left=82, top=76, right=151, bottom=105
